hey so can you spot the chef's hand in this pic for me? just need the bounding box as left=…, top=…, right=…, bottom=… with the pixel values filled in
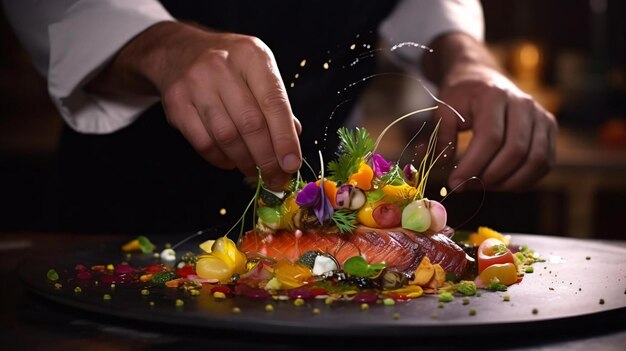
left=89, top=22, right=302, bottom=190
left=423, top=33, right=557, bottom=191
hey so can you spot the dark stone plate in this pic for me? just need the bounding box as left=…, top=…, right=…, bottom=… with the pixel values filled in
left=18, top=234, right=626, bottom=337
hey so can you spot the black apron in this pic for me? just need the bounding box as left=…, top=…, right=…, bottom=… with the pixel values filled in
left=57, top=1, right=398, bottom=234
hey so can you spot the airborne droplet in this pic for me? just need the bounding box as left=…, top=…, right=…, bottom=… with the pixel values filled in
left=323, top=62, right=329, bottom=70
left=440, top=187, right=448, bottom=197
left=300, top=59, right=307, bottom=67
left=219, top=208, right=227, bottom=216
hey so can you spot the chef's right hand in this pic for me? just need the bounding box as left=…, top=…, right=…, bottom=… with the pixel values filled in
left=124, top=22, right=302, bottom=190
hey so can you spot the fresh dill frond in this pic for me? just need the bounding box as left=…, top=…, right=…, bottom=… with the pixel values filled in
left=331, top=210, right=357, bottom=234
left=337, top=127, right=375, bottom=159
left=328, top=127, right=375, bottom=184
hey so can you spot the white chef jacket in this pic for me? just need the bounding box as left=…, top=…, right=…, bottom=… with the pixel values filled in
left=2, top=0, right=484, bottom=134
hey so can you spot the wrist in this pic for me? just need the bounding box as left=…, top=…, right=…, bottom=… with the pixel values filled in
left=86, top=21, right=185, bottom=97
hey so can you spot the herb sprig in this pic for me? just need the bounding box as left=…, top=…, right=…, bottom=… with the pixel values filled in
left=327, top=127, right=374, bottom=184
left=331, top=210, right=358, bottom=234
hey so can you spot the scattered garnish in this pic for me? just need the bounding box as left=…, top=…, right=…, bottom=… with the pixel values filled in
left=175, top=299, right=184, bottom=307
left=438, top=291, right=454, bottom=303
left=74, top=287, right=82, bottom=294
left=103, top=294, right=112, bottom=301
left=47, top=269, right=59, bottom=281
left=265, top=304, right=274, bottom=312
left=469, top=308, right=477, bottom=316
left=232, top=307, right=241, bottom=314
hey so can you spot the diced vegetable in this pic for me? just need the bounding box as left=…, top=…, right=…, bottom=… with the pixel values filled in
left=457, top=280, right=477, bottom=296
left=479, top=263, right=518, bottom=286
left=348, top=162, right=374, bottom=191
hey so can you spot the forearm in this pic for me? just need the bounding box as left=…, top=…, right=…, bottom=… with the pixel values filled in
left=421, top=32, right=499, bottom=86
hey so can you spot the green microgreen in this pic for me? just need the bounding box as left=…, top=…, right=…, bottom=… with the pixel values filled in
left=331, top=210, right=358, bottom=234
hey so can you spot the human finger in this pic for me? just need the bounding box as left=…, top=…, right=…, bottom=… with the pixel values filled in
left=480, top=96, right=535, bottom=186
left=163, top=90, right=235, bottom=169
left=195, top=90, right=258, bottom=179
left=244, top=45, right=302, bottom=174
left=219, top=69, right=291, bottom=190
left=494, top=114, right=551, bottom=191
left=448, top=89, right=507, bottom=188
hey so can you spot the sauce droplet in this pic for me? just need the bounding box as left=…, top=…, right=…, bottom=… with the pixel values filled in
left=300, top=59, right=307, bottom=67
left=290, top=82, right=295, bottom=88
left=219, top=208, right=227, bottom=216
left=323, top=62, right=329, bottom=70
left=440, top=187, right=448, bottom=197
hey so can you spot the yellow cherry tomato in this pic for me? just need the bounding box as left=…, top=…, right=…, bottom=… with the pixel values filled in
left=479, top=263, right=517, bottom=286
left=357, top=202, right=381, bottom=228
left=273, top=260, right=312, bottom=289
left=348, top=162, right=374, bottom=191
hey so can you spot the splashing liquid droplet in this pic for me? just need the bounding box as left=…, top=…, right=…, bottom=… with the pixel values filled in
left=295, top=73, right=299, bottom=79
left=290, top=82, right=295, bottom=88
left=440, top=187, right=448, bottom=197
left=350, top=43, right=356, bottom=50
left=219, top=208, right=227, bottom=216
left=300, top=59, right=307, bottom=67
left=323, top=62, right=329, bottom=70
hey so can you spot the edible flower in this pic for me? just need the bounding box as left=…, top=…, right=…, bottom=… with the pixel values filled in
left=369, top=153, right=392, bottom=178
left=296, top=182, right=333, bottom=224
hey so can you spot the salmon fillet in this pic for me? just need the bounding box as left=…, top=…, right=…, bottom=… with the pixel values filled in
left=240, top=226, right=469, bottom=276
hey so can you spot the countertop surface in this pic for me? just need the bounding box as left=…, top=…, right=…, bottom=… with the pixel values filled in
left=1, top=232, right=625, bottom=351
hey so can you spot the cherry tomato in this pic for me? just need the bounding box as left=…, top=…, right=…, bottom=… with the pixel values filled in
left=478, top=238, right=514, bottom=273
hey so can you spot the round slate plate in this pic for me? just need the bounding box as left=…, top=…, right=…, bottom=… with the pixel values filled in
left=19, top=234, right=626, bottom=337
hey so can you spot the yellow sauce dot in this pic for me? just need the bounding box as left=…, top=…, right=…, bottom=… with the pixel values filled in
left=290, top=82, right=295, bottom=88
left=295, top=73, right=299, bottom=79
left=350, top=44, right=356, bottom=50
left=323, top=62, right=329, bottom=70
left=440, top=187, right=448, bottom=197
left=219, top=208, right=227, bottom=216
left=300, top=59, right=306, bottom=67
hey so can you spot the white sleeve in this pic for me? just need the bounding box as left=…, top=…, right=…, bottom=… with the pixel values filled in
left=2, top=0, right=174, bottom=134
left=379, top=0, right=485, bottom=64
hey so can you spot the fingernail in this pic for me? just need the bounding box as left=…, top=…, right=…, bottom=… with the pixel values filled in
left=282, top=153, right=301, bottom=172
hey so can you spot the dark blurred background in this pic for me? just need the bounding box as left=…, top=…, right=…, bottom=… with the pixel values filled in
left=1, top=0, right=625, bottom=238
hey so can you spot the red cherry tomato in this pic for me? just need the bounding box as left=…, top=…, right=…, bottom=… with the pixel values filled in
left=478, top=238, right=514, bottom=273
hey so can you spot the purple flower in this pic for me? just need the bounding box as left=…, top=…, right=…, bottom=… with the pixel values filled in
left=295, top=181, right=333, bottom=224
left=369, top=153, right=392, bottom=178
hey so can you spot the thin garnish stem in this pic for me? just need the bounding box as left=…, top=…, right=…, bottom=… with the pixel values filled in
left=302, top=157, right=317, bottom=181
left=398, top=121, right=426, bottom=162
left=373, top=105, right=439, bottom=154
